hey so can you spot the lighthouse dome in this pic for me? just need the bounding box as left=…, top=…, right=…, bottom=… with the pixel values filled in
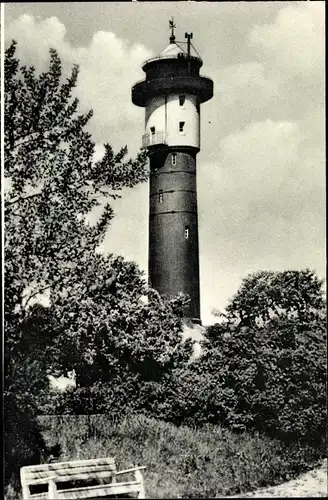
left=159, top=43, right=184, bottom=59
left=142, top=41, right=203, bottom=71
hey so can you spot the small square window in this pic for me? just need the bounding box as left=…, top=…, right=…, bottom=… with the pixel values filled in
left=179, top=95, right=185, bottom=106
left=179, top=121, right=185, bottom=133
left=159, top=190, right=163, bottom=203
left=150, top=126, right=155, bottom=135
left=172, top=153, right=177, bottom=166
left=184, top=226, right=189, bottom=239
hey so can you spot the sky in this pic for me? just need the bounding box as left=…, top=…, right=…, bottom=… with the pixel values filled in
left=4, top=2, right=325, bottom=325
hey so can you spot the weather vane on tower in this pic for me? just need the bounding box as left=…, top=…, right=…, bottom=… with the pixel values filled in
left=169, top=17, right=176, bottom=43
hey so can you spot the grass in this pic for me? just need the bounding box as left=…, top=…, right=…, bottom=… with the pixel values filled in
left=6, top=413, right=325, bottom=499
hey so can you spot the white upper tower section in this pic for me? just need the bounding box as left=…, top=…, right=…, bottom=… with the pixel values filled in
left=145, top=93, right=200, bottom=149
left=132, top=21, right=213, bottom=151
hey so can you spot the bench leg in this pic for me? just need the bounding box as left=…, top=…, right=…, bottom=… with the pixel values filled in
left=138, top=487, right=145, bottom=499
left=48, top=479, right=58, bottom=499
left=135, top=470, right=145, bottom=499
left=22, top=484, right=30, bottom=500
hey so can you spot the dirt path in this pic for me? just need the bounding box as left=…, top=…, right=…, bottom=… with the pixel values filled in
left=228, top=459, right=327, bottom=498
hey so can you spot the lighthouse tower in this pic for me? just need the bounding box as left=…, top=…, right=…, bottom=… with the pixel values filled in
left=132, top=21, right=213, bottom=324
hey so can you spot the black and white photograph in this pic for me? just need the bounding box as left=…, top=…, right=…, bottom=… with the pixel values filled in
left=2, top=1, right=326, bottom=499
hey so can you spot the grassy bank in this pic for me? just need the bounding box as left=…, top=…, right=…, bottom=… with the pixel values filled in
left=5, top=414, right=315, bottom=498
left=6, top=414, right=325, bottom=499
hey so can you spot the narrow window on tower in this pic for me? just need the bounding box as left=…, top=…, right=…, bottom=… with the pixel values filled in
left=179, top=121, right=185, bottom=133
left=179, top=95, right=185, bottom=107
left=159, top=189, right=163, bottom=203
left=150, top=126, right=156, bottom=145
left=184, top=226, right=189, bottom=239
left=172, top=153, right=177, bottom=166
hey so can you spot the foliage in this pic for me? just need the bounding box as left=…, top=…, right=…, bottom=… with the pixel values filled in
left=200, top=317, right=326, bottom=440
left=47, top=255, right=192, bottom=383
left=6, top=304, right=58, bottom=399
left=4, top=41, right=149, bottom=485
left=220, top=269, right=326, bottom=327
left=113, top=269, right=325, bottom=446
left=5, top=40, right=148, bottom=327
left=190, top=269, right=327, bottom=443
left=4, top=393, right=46, bottom=489
left=4, top=44, right=195, bottom=488
left=40, top=273, right=193, bottom=415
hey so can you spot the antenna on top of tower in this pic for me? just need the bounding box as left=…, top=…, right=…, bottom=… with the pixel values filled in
left=185, top=32, right=193, bottom=57
left=169, top=18, right=176, bottom=44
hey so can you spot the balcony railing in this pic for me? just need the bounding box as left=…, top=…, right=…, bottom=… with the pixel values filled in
left=142, top=131, right=167, bottom=148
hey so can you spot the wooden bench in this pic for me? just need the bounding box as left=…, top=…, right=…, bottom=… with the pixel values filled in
left=20, top=457, right=146, bottom=499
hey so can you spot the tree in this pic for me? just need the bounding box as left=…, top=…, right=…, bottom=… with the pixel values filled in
left=4, top=40, right=151, bottom=389
left=200, top=316, right=327, bottom=442
left=44, top=254, right=193, bottom=415
left=219, top=269, right=325, bottom=327
left=4, top=41, right=148, bottom=485
left=196, top=269, right=327, bottom=443
left=4, top=42, right=194, bottom=484
left=5, top=41, right=148, bottom=324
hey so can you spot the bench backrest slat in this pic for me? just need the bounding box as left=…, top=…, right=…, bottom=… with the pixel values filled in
left=21, top=458, right=115, bottom=474
left=23, top=469, right=116, bottom=486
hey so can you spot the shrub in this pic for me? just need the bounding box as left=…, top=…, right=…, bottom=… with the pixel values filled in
left=197, top=316, right=327, bottom=443
left=4, top=394, right=46, bottom=489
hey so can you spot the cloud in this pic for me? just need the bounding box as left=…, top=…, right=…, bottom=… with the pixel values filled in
left=208, top=62, right=278, bottom=143
left=249, top=2, right=324, bottom=77
left=181, top=324, right=206, bottom=361
left=203, top=2, right=324, bottom=148
left=216, top=120, right=324, bottom=232
left=198, top=117, right=325, bottom=322
left=198, top=3, right=324, bottom=324
left=207, top=118, right=324, bottom=248
left=5, top=14, right=153, bottom=150
left=6, top=15, right=67, bottom=64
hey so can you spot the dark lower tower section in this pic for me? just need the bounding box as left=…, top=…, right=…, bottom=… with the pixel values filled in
left=149, top=147, right=201, bottom=322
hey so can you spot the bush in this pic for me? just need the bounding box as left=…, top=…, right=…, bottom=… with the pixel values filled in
left=4, top=394, right=46, bottom=489
left=197, top=317, right=327, bottom=443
